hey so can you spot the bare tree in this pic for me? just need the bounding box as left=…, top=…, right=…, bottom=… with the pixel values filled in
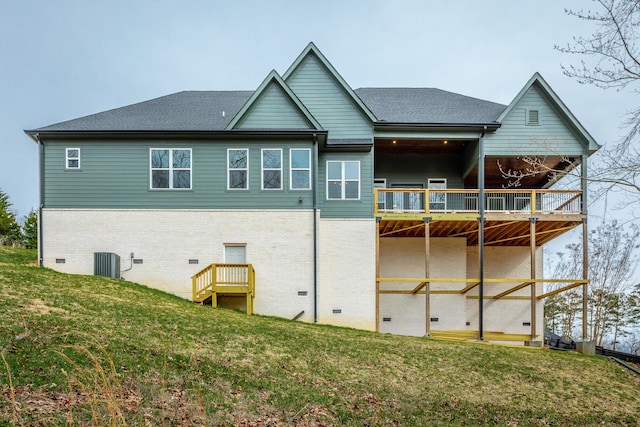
left=557, top=0, right=640, bottom=147
left=557, top=0, right=640, bottom=204
left=587, top=222, right=639, bottom=345
left=544, top=221, right=639, bottom=345
left=502, top=2, right=640, bottom=202
left=545, top=252, right=583, bottom=339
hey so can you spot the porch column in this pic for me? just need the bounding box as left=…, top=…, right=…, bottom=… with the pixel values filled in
left=581, top=155, right=589, bottom=341
left=376, top=217, right=381, bottom=332
left=530, top=217, right=537, bottom=340
left=478, top=129, right=486, bottom=341
left=424, top=217, right=431, bottom=337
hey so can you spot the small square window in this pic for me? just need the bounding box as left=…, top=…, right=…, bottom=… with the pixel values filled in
left=66, top=148, right=80, bottom=169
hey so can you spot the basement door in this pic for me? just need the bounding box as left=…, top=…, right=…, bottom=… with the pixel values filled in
left=224, top=245, right=246, bottom=264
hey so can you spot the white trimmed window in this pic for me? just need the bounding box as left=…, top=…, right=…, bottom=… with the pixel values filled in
left=150, top=148, right=192, bottom=189
left=261, top=149, right=282, bottom=190
left=327, top=160, right=360, bottom=200
left=65, top=148, right=80, bottom=169
left=228, top=148, right=249, bottom=190
left=290, top=149, right=311, bottom=190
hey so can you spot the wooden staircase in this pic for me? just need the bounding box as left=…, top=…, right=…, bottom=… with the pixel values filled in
left=192, top=263, right=255, bottom=314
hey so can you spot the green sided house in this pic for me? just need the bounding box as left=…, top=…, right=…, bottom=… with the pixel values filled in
left=25, top=42, right=599, bottom=343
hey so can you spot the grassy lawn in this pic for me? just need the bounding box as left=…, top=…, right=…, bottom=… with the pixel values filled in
left=0, top=246, right=638, bottom=426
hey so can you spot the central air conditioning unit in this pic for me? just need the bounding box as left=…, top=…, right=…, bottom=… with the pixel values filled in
left=94, top=252, right=121, bottom=279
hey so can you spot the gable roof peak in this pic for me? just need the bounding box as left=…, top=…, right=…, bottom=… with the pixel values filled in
left=226, top=68, right=322, bottom=130
left=499, top=72, right=600, bottom=154
left=283, top=42, right=377, bottom=122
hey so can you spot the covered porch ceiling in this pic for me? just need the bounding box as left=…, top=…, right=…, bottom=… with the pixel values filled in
left=378, top=214, right=584, bottom=246
left=374, top=138, right=580, bottom=189
left=465, top=156, right=580, bottom=189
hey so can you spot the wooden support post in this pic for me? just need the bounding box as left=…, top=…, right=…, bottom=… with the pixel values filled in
left=212, top=266, right=217, bottom=308
left=376, top=217, right=381, bottom=332
left=582, top=218, right=588, bottom=340
left=530, top=218, right=537, bottom=340
left=478, top=129, right=486, bottom=341
left=424, top=217, right=431, bottom=337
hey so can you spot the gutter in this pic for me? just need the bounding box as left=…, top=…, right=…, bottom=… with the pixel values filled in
left=312, top=133, right=318, bottom=323
left=25, top=129, right=329, bottom=141
left=372, top=122, right=501, bottom=131
left=35, top=133, right=44, bottom=267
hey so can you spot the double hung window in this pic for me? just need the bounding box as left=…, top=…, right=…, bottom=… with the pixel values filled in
left=261, top=149, right=282, bottom=190
left=150, top=148, right=191, bottom=189
left=290, top=149, right=311, bottom=190
left=228, top=149, right=249, bottom=189
left=428, top=178, right=446, bottom=211
left=327, top=161, right=360, bottom=200
left=66, top=148, right=80, bottom=169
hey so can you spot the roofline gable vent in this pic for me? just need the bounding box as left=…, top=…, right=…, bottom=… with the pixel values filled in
left=526, top=108, right=540, bottom=126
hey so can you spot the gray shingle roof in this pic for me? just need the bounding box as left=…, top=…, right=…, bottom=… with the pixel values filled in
left=31, top=87, right=507, bottom=132
left=354, top=87, right=506, bottom=124
left=33, top=91, right=252, bottom=132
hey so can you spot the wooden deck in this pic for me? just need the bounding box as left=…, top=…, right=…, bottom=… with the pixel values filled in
left=374, top=188, right=584, bottom=245
left=430, top=329, right=538, bottom=343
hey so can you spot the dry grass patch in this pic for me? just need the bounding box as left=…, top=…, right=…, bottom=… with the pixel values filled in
left=1, top=247, right=639, bottom=426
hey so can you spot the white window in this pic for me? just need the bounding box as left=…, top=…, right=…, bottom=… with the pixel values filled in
left=262, top=149, right=282, bottom=190
left=290, top=149, right=311, bottom=190
left=327, top=161, right=360, bottom=200
left=428, top=178, right=447, bottom=211
left=228, top=149, right=249, bottom=190
left=374, top=178, right=387, bottom=210
left=66, top=148, right=80, bottom=169
left=150, top=148, right=192, bottom=189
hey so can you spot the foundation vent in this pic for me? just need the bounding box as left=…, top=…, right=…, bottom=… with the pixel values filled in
left=94, top=252, right=121, bottom=279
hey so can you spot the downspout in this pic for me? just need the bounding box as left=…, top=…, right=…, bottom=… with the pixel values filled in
left=35, top=133, right=44, bottom=267
left=312, top=133, right=318, bottom=323
left=478, top=126, right=487, bottom=341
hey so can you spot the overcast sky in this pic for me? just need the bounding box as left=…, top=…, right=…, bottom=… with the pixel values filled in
left=1, top=0, right=635, bottom=221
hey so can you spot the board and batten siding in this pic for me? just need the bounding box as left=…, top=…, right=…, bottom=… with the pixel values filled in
left=317, top=150, right=374, bottom=219
left=484, top=85, right=588, bottom=156
left=43, top=139, right=315, bottom=209
left=235, top=81, right=313, bottom=129
left=286, top=53, right=373, bottom=140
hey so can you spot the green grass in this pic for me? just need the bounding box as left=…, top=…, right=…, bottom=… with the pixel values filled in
left=0, top=246, right=638, bottom=426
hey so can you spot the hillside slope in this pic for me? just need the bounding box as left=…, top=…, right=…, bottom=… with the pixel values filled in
left=0, top=247, right=638, bottom=426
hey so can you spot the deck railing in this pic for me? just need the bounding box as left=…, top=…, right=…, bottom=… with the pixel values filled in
left=374, top=189, right=582, bottom=215
left=192, top=263, right=255, bottom=313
